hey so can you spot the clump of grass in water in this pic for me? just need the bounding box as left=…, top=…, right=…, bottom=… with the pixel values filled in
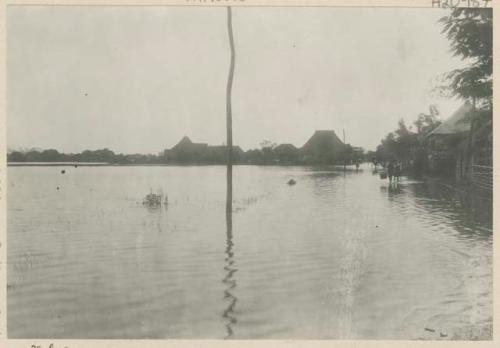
left=143, top=190, right=168, bottom=207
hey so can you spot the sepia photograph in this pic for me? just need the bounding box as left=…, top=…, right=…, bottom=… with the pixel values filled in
left=4, top=1, right=494, bottom=341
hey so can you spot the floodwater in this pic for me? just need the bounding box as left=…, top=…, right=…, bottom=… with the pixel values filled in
left=7, top=165, right=493, bottom=339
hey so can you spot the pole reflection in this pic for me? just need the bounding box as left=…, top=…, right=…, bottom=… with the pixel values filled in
left=223, top=155, right=238, bottom=338
left=222, top=210, right=238, bottom=338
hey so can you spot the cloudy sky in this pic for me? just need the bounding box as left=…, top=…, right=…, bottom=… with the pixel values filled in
left=7, top=6, right=464, bottom=154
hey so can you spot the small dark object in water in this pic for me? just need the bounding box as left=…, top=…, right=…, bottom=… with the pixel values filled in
left=56, top=186, right=60, bottom=190
left=143, top=192, right=168, bottom=207
left=74, top=165, right=78, bottom=168
left=287, top=179, right=296, bottom=186
left=375, top=225, right=379, bottom=228
left=440, top=332, right=447, bottom=338
left=424, top=328, right=435, bottom=333
left=61, top=170, right=65, bottom=174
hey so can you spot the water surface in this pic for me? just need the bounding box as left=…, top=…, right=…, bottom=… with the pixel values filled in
left=7, top=165, right=492, bottom=339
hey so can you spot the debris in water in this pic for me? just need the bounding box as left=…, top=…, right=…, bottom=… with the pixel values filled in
left=287, top=179, right=296, bottom=186
left=61, top=170, right=66, bottom=174
left=74, top=165, right=78, bottom=168
left=56, top=186, right=60, bottom=190
left=143, top=191, right=168, bottom=207
left=425, top=328, right=435, bottom=333
left=440, top=332, right=448, bottom=338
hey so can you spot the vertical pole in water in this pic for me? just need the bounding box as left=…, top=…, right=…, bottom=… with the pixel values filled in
left=226, top=6, right=235, bottom=218
left=224, top=9, right=236, bottom=337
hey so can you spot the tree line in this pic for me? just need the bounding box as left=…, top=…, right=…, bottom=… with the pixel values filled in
left=7, top=148, right=163, bottom=165
left=368, top=107, right=442, bottom=174
left=7, top=142, right=364, bottom=166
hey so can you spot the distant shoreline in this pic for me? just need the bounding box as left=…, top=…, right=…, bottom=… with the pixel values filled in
left=7, top=162, right=362, bottom=168
left=8, top=162, right=111, bottom=167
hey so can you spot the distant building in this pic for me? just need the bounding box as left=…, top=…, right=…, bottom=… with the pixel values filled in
left=300, top=130, right=347, bottom=164
left=165, top=136, right=243, bottom=164
left=426, top=102, right=472, bottom=178
left=351, top=146, right=364, bottom=161
left=165, top=130, right=357, bottom=166
left=274, top=143, right=299, bottom=163
left=424, top=101, right=492, bottom=190
left=427, top=102, right=472, bottom=136
left=165, top=136, right=208, bottom=162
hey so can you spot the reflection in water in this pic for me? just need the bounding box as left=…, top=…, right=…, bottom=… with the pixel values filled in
left=144, top=204, right=168, bottom=215
left=379, top=183, right=403, bottom=196
left=387, top=184, right=402, bottom=197
left=380, top=179, right=492, bottom=238
left=144, top=203, right=168, bottom=235
left=223, top=159, right=238, bottom=338
left=222, top=210, right=238, bottom=338
left=410, top=181, right=492, bottom=239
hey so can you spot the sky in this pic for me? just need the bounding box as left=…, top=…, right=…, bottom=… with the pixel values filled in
left=7, top=6, right=465, bottom=154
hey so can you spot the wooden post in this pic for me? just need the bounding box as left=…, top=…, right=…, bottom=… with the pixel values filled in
left=465, top=97, right=476, bottom=183
left=226, top=6, right=235, bottom=217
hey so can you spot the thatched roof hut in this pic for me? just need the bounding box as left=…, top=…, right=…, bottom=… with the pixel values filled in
left=300, top=130, right=346, bottom=163
left=426, top=102, right=472, bottom=137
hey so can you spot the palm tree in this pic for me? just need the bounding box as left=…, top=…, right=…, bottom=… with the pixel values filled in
left=226, top=6, right=235, bottom=217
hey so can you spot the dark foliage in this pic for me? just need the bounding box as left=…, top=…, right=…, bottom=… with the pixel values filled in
left=7, top=148, right=164, bottom=165
left=438, top=8, right=492, bottom=103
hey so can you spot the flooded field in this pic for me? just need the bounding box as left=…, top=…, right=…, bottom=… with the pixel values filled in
left=7, top=165, right=493, bottom=339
